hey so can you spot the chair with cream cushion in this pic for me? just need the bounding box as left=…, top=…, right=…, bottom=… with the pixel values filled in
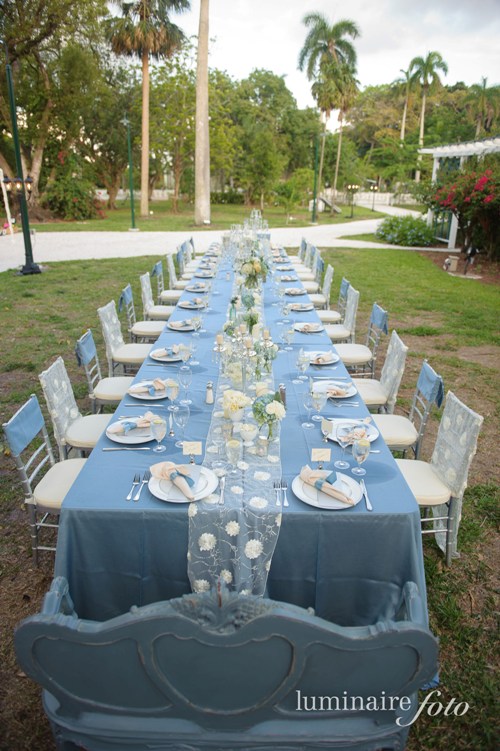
left=166, top=253, right=189, bottom=290
left=151, top=259, right=183, bottom=304
left=97, top=300, right=151, bottom=377
left=396, top=391, right=483, bottom=565
left=324, top=285, right=359, bottom=343
left=318, top=277, right=350, bottom=324
left=353, top=330, right=407, bottom=413
left=75, top=330, right=133, bottom=412
left=38, top=357, right=111, bottom=460
left=309, top=264, right=334, bottom=309
left=335, top=302, right=389, bottom=376
left=139, top=273, right=175, bottom=322
left=3, top=395, right=86, bottom=565
left=373, top=360, right=444, bottom=459
left=118, top=284, right=166, bottom=342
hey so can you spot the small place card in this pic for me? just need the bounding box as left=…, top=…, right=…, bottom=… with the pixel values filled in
left=183, top=441, right=202, bottom=456
left=311, top=448, right=331, bottom=463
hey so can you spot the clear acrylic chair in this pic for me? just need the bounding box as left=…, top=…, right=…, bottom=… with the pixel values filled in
left=39, top=357, right=111, bottom=460
left=97, top=300, right=151, bottom=377
left=353, top=330, right=408, bottom=413
left=335, top=302, right=389, bottom=376
left=75, top=329, right=133, bottom=412
left=374, top=360, right=444, bottom=459
left=3, top=395, right=87, bottom=565
left=309, top=263, right=334, bottom=309
left=139, top=272, right=175, bottom=321
left=396, top=391, right=483, bottom=565
left=324, top=285, right=359, bottom=343
left=297, top=246, right=319, bottom=287
left=318, top=277, right=350, bottom=324
left=152, top=259, right=182, bottom=304
left=119, top=283, right=166, bottom=341
left=166, top=253, right=189, bottom=291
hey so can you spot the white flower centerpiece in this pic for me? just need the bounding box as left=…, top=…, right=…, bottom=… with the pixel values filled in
left=223, top=389, right=252, bottom=422
left=252, top=390, right=286, bottom=441
left=238, top=243, right=270, bottom=289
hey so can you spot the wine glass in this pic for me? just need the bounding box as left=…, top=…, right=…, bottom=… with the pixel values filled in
left=179, top=344, right=192, bottom=364
left=172, top=404, right=190, bottom=449
left=190, top=333, right=200, bottom=365
left=178, top=365, right=192, bottom=405
left=166, top=379, right=179, bottom=413
left=211, top=432, right=229, bottom=475
left=282, top=326, right=294, bottom=351
left=352, top=438, right=370, bottom=476
left=151, top=416, right=167, bottom=453
left=311, top=390, right=327, bottom=422
left=226, top=438, right=242, bottom=474
left=321, top=418, right=331, bottom=443
left=334, top=424, right=351, bottom=470
left=302, top=393, right=315, bottom=429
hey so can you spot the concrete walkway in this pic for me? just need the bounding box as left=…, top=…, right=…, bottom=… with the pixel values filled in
left=0, top=204, right=446, bottom=274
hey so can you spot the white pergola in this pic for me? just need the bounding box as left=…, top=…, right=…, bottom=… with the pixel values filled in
left=419, top=137, right=500, bottom=248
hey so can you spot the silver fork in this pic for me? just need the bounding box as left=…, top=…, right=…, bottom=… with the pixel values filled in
left=133, top=470, right=151, bottom=502
left=280, top=479, right=290, bottom=508
left=273, top=481, right=281, bottom=507
left=126, top=473, right=140, bottom=501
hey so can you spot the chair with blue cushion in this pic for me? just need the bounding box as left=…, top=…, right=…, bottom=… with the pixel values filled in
left=15, top=578, right=438, bottom=750
left=3, top=397, right=86, bottom=565
left=373, top=360, right=444, bottom=459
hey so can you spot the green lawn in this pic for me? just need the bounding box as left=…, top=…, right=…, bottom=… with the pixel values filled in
left=29, top=200, right=385, bottom=232
left=0, top=247, right=498, bottom=751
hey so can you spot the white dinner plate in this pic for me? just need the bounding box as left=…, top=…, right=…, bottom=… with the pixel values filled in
left=178, top=301, right=205, bottom=310
left=307, top=350, right=340, bottom=365
left=106, top=419, right=153, bottom=445
left=294, top=323, right=325, bottom=333
left=326, top=419, right=379, bottom=443
left=148, top=466, right=218, bottom=503
left=290, top=303, right=314, bottom=312
left=313, top=380, right=358, bottom=398
left=167, top=321, right=195, bottom=332
left=292, top=472, right=362, bottom=510
left=286, top=288, right=307, bottom=296
left=185, top=284, right=207, bottom=293
left=276, top=265, right=294, bottom=271
left=127, top=381, right=168, bottom=400
left=194, top=271, right=214, bottom=278
left=149, top=348, right=182, bottom=363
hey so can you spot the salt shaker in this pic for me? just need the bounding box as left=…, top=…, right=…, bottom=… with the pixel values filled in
left=279, top=383, right=286, bottom=407
left=205, top=381, right=214, bottom=404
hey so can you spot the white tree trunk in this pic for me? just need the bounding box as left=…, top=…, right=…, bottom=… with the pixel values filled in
left=194, top=0, right=211, bottom=225
left=415, top=91, right=426, bottom=183
left=140, top=50, right=150, bottom=217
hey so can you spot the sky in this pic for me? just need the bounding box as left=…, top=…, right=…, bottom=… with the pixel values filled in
left=174, top=0, right=500, bottom=109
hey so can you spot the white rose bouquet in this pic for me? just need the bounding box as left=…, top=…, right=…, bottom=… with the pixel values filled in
left=252, top=391, right=286, bottom=441
left=223, top=389, right=252, bottom=417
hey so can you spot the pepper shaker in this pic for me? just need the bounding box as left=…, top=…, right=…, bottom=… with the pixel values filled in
left=205, top=381, right=214, bottom=404
left=279, top=383, right=286, bottom=408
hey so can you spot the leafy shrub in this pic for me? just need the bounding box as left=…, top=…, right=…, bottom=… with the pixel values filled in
left=43, top=172, right=99, bottom=221
left=375, top=215, right=435, bottom=246
left=210, top=190, right=245, bottom=205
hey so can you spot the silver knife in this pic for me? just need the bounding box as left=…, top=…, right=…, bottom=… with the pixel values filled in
left=218, top=475, right=226, bottom=505
left=360, top=479, right=373, bottom=511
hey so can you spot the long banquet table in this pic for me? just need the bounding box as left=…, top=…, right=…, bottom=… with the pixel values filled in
left=55, top=243, right=428, bottom=627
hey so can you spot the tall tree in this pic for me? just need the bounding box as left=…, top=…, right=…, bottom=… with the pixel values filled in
left=298, top=12, right=359, bottom=200
left=466, top=77, right=500, bottom=138
left=108, top=0, right=190, bottom=217
left=194, top=0, right=210, bottom=225
left=409, top=51, right=448, bottom=182
left=394, top=67, right=417, bottom=142
left=329, top=65, right=358, bottom=202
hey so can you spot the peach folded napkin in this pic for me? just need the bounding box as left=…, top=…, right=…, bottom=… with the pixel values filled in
left=129, top=378, right=166, bottom=395
left=150, top=461, right=196, bottom=499
left=298, top=323, right=322, bottom=333
left=107, top=410, right=156, bottom=434
left=326, top=384, right=349, bottom=397
left=291, top=303, right=311, bottom=311
left=311, top=351, right=334, bottom=364
left=300, top=465, right=354, bottom=506
left=169, top=319, right=192, bottom=329
left=286, top=288, right=305, bottom=296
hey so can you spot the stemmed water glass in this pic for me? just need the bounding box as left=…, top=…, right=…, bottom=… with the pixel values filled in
left=293, top=350, right=309, bottom=384
left=302, top=392, right=315, bottom=429
left=151, top=416, right=167, bottom=453
left=352, top=438, right=370, bottom=476
left=178, top=365, right=192, bottom=405
left=190, top=333, right=200, bottom=366
left=334, top=424, right=351, bottom=470
left=281, top=326, right=294, bottom=351
left=166, top=379, right=179, bottom=413
left=172, top=404, right=190, bottom=449
left=311, top=390, right=327, bottom=422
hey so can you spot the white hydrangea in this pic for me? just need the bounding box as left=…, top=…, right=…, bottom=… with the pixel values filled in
left=265, top=400, right=286, bottom=419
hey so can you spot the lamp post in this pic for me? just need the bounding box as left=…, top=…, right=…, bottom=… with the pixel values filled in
left=121, top=116, right=137, bottom=231
left=5, top=62, right=40, bottom=274
left=370, top=184, right=378, bottom=211
left=346, top=184, right=359, bottom=219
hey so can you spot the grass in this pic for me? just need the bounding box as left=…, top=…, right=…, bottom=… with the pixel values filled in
left=0, top=246, right=499, bottom=751
left=29, top=200, right=384, bottom=233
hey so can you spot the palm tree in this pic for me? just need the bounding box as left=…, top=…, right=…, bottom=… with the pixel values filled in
left=194, top=0, right=210, bottom=225
left=393, top=67, right=416, bottom=142
left=108, top=1, right=190, bottom=217
left=298, top=12, right=359, bottom=201
left=466, top=77, right=500, bottom=137
left=330, top=66, right=358, bottom=202
left=409, top=51, right=448, bottom=182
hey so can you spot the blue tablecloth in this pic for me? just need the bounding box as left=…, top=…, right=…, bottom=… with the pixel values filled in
left=55, top=252, right=427, bottom=625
